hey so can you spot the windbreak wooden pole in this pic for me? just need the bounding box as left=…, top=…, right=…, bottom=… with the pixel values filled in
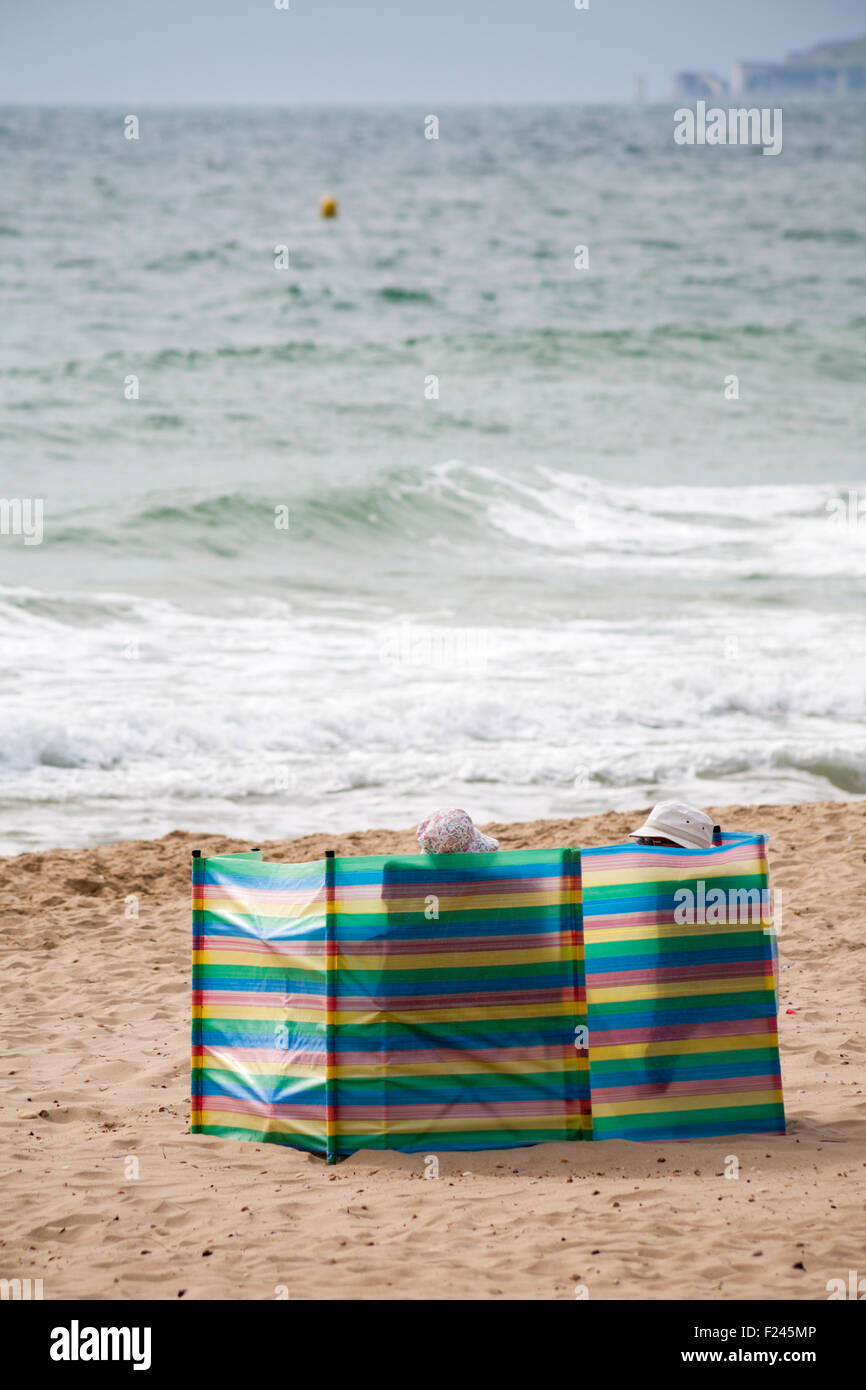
left=324, top=849, right=337, bottom=1163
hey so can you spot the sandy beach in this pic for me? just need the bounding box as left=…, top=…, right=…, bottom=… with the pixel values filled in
left=1, top=798, right=864, bottom=1301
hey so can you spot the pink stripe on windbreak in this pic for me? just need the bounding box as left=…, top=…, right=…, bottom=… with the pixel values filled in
left=585, top=842, right=764, bottom=873
left=592, top=1073, right=782, bottom=1103
left=333, top=875, right=566, bottom=901
left=198, top=931, right=573, bottom=956
left=591, top=1017, right=778, bottom=1046
left=588, top=960, right=770, bottom=988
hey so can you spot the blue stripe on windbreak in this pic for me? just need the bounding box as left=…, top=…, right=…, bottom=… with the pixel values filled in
left=194, top=969, right=573, bottom=999
left=584, top=944, right=772, bottom=973
left=198, top=1073, right=585, bottom=1106
left=195, top=1025, right=325, bottom=1049
left=333, top=1021, right=579, bottom=1051
left=193, top=972, right=327, bottom=994
left=197, top=1075, right=325, bottom=1104
left=582, top=891, right=768, bottom=917
left=592, top=1059, right=782, bottom=1087
left=196, top=913, right=571, bottom=943
left=202, top=871, right=325, bottom=893
left=587, top=1001, right=778, bottom=1029
left=196, top=919, right=327, bottom=941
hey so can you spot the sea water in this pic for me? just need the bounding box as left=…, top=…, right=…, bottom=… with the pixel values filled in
left=0, top=104, right=864, bottom=852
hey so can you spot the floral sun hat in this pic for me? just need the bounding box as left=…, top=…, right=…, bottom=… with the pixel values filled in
left=416, top=808, right=500, bottom=854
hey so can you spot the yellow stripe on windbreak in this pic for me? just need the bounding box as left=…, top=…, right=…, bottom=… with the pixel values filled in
left=590, top=1032, right=778, bottom=1061
left=192, top=1109, right=591, bottom=1139
left=195, top=945, right=578, bottom=972
left=196, top=888, right=578, bottom=919
left=192, top=1108, right=326, bottom=1140
left=588, top=974, right=775, bottom=1005
left=337, top=945, right=578, bottom=971
left=196, top=897, right=325, bottom=920
left=334, top=1113, right=591, bottom=1136
left=192, top=1057, right=324, bottom=1078
left=192, top=1054, right=590, bottom=1080
left=333, top=999, right=579, bottom=1025
left=592, top=1088, right=783, bottom=1118
left=193, top=950, right=321, bottom=970
left=193, top=997, right=581, bottom=1025
left=584, top=917, right=772, bottom=944
left=193, top=1004, right=323, bottom=1023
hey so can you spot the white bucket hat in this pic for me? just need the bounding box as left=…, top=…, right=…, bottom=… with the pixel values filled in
left=629, top=800, right=714, bottom=850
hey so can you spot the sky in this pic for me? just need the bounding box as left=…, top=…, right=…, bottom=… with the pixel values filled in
left=0, top=0, right=864, bottom=105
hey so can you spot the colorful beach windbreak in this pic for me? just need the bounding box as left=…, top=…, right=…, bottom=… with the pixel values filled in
left=191, top=835, right=783, bottom=1159
left=583, top=834, right=783, bottom=1142
left=191, top=848, right=587, bottom=1160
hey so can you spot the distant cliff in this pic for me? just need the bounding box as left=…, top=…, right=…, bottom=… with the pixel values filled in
left=675, top=35, right=866, bottom=100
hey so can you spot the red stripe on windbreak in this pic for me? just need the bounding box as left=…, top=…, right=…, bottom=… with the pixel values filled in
left=194, top=986, right=585, bottom=1010
left=590, top=1017, right=778, bottom=1046
left=584, top=911, right=769, bottom=931
left=587, top=960, right=771, bottom=988
left=198, top=1095, right=323, bottom=1120
left=333, top=1099, right=591, bottom=1120
left=584, top=910, right=682, bottom=931
left=585, top=909, right=769, bottom=933
left=330, top=988, right=580, bottom=1011
left=330, top=932, right=572, bottom=955
left=199, top=936, right=326, bottom=955
left=592, top=1073, right=782, bottom=1103
left=193, top=887, right=327, bottom=904
left=193, top=991, right=326, bottom=1010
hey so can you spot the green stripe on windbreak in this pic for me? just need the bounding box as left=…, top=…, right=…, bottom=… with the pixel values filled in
left=335, top=1124, right=591, bottom=1154
left=591, top=1102, right=785, bottom=1134
left=194, top=1067, right=327, bottom=1093
left=198, top=1016, right=586, bottom=1045
left=584, top=931, right=773, bottom=958
left=196, top=905, right=566, bottom=933
left=332, top=849, right=571, bottom=874
left=587, top=990, right=775, bottom=1016
left=336, top=1013, right=583, bottom=1043
left=192, top=1123, right=326, bottom=1154
left=194, top=962, right=575, bottom=990
left=335, top=961, right=575, bottom=987
left=588, top=1047, right=780, bottom=1076
left=332, top=1071, right=583, bottom=1102
left=194, top=964, right=322, bottom=986
left=199, top=1020, right=326, bottom=1041
left=583, top=872, right=766, bottom=904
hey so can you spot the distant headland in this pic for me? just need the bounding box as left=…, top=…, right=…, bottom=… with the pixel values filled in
left=674, top=34, right=866, bottom=100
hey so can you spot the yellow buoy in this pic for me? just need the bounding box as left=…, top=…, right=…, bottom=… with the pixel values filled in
left=319, top=195, right=338, bottom=219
